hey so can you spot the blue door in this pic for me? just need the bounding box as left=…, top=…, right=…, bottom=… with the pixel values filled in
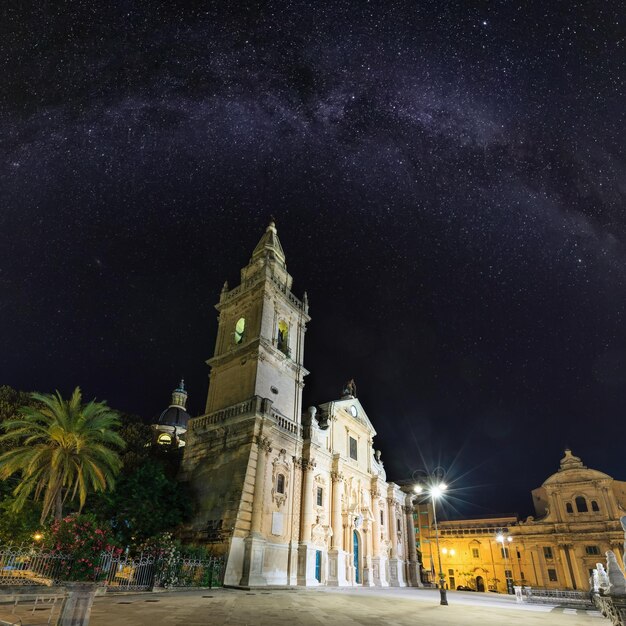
left=315, top=550, right=321, bottom=582
left=353, top=531, right=360, bottom=583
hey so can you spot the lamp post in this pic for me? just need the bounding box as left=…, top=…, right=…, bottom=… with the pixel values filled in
left=496, top=533, right=513, bottom=594
left=414, top=469, right=449, bottom=606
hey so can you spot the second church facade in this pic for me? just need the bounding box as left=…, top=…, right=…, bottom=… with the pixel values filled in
left=180, top=222, right=419, bottom=587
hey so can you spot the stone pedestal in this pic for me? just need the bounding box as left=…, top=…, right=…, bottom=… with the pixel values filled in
left=327, top=548, right=348, bottom=586
left=58, top=582, right=101, bottom=626
left=371, top=556, right=389, bottom=587
left=297, top=543, right=321, bottom=586
left=406, top=560, right=420, bottom=587
left=239, top=536, right=267, bottom=586
left=388, top=558, right=407, bottom=587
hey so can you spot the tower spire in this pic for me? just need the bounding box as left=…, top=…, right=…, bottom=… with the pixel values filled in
left=250, top=219, right=286, bottom=266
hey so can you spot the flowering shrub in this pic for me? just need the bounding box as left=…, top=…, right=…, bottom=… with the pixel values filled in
left=136, top=532, right=180, bottom=587
left=47, top=513, right=121, bottom=581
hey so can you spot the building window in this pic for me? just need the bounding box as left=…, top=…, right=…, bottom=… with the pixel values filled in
left=316, top=486, right=323, bottom=507
left=548, top=569, right=558, bottom=582
left=505, top=570, right=513, bottom=586
left=575, top=496, right=588, bottom=513
left=157, top=432, right=172, bottom=446
left=585, top=546, right=601, bottom=556
left=234, top=317, right=245, bottom=344
left=276, top=473, right=285, bottom=494
left=516, top=549, right=521, bottom=559
left=500, top=547, right=510, bottom=559
left=566, top=502, right=573, bottom=513
left=591, top=500, right=600, bottom=512
left=277, top=319, right=289, bottom=355
left=448, top=569, right=456, bottom=589
left=380, top=510, right=384, bottom=525
left=472, top=548, right=480, bottom=559
left=397, top=518, right=401, bottom=532
left=543, top=547, right=553, bottom=560
left=349, top=436, right=358, bottom=460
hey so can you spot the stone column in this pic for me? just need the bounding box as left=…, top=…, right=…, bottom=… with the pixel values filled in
left=298, top=459, right=319, bottom=586
left=331, top=472, right=344, bottom=549
left=371, top=491, right=389, bottom=587
left=558, top=544, right=575, bottom=590
left=240, top=436, right=272, bottom=587
left=300, top=459, right=316, bottom=542
left=566, top=544, right=586, bottom=590
left=371, top=492, right=381, bottom=556
left=387, top=497, right=398, bottom=559
left=404, top=501, right=421, bottom=586
left=250, top=437, right=272, bottom=536
left=328, top=471, right=348, bottom=586
left=387, top=496, right=405, bottom=586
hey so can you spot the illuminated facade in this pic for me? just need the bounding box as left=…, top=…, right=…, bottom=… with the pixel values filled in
left=180, top=222, right=419, bottom=587
left=412, top=450, right=626, bottom=592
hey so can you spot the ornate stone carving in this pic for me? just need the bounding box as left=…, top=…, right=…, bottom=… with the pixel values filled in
left=256, top=436, right=272, bottom=453
left=331, top=471, right=344, bottom=483
left=301, top=458, right=316, bottom=472
left=607, top=551, right=626, bottom=595
left=271, top=452, right=290, bottom=509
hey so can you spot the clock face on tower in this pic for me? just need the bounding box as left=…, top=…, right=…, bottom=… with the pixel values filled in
left=349, top=405, right=358, bottom=417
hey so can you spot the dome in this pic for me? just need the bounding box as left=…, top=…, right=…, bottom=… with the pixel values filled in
left=158, top=405, right=190, bottom=429
left=542, top=449, right=612, bottom=486
left=156, top=378, right=190, bottom=432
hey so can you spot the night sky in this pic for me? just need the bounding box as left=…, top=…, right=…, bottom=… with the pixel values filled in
left=2, top=1, right=624, bottom=519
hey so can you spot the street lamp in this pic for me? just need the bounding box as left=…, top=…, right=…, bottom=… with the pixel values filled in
left=414, top=469, right=449, bottom=606
left=496, top=533, right=513, bottom=594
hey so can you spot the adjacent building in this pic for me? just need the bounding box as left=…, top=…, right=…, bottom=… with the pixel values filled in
left=413, top=450, right=626, bottom=593
left=179, top=222, right=419, bottom=587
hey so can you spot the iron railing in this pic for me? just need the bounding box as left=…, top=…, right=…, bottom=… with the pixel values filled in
left=0, top=545, right=224, bottom=592
left=0, top=545, right=71, bottom=586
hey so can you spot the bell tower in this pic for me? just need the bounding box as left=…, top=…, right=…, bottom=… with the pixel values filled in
left=205, top=220, right=309, bottom=422
left=181, top=221, right=310, bottom=587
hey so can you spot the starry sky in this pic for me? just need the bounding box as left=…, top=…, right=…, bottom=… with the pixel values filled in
left=1, top=1, right=624, bottom=518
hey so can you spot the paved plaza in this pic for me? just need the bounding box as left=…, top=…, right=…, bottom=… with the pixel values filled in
left=88, top=587, right=602, bottom=626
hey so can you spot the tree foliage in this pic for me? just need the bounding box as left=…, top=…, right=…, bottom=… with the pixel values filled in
left=0, top=387, right=125, bottom=522
left=91, top=457, right=191, bottom=545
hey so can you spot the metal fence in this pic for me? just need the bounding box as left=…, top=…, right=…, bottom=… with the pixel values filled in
left=0, top=545, right=70, bottom=586
left=0, top=544, right=224, bottom=592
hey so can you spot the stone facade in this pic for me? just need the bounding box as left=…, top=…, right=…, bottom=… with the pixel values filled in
left=413, top=450, right=626, bottom=593
left=179, top=222, right=418, bottom=587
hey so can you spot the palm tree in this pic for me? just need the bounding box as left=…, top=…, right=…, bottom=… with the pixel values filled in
left=0, top=387, right=125, bottom=522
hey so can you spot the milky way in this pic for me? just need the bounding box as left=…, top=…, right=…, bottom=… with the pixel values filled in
left=1, top=1, right=624, bottom=515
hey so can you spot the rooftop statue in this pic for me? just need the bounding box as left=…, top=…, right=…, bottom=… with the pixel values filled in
left=342, top=379, right=357, bottom=398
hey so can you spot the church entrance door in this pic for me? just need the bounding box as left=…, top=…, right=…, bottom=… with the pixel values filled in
left=353, top=531, right=360, bottom=584
left=476, top=576, right=485, bottom=592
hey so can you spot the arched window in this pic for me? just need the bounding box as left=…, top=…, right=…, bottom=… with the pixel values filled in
left=575, top=496, right=588, bottom=513
left=591, top=500, right=600, bottom=512
left=234, top=317, right=245, bottom=344
left=277, top=319, right=289, bottom=355
left=157, top=432, right=172, bottom=446
left=566, top=502, right=573, bottom=513
left=276, top=473, right=285, bottom=494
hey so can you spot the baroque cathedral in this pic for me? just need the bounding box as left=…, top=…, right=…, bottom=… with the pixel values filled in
left=179, top=222, right=420, bottom=588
